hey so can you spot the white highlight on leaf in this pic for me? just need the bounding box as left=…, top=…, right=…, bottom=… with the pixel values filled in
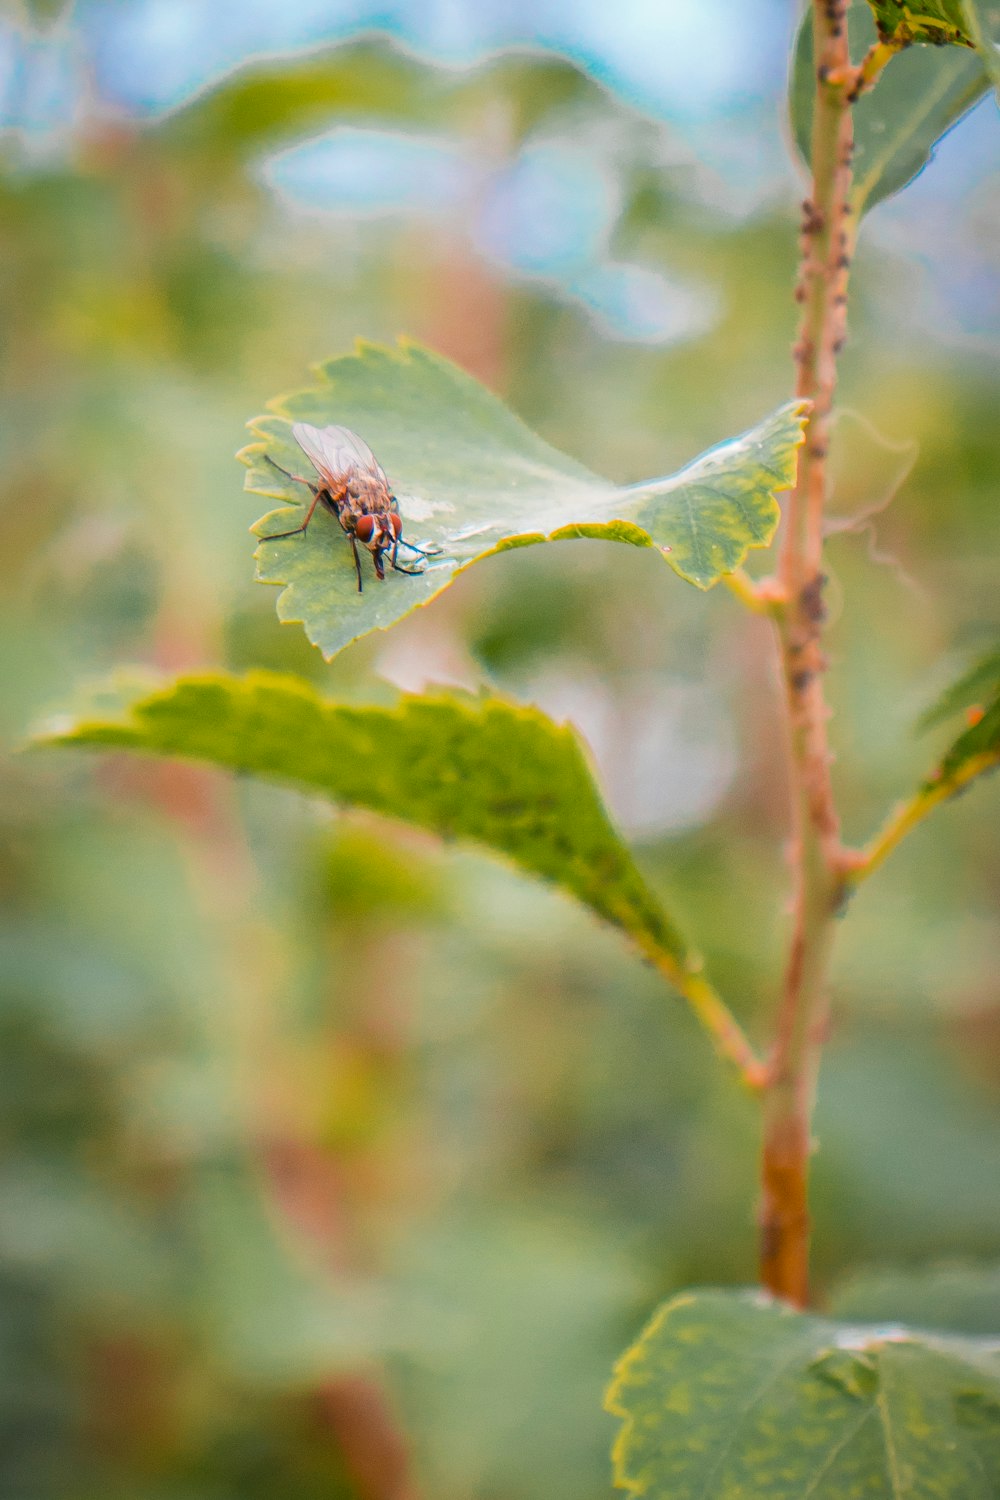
left=398, top=494, right=455, bottom=521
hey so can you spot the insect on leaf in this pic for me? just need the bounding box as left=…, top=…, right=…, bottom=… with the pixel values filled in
left=240, top=340, right=807, bottom=661
left=34, top=671, right=697, bottom=983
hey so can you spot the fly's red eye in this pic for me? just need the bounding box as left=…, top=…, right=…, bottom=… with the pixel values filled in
left=390, top=512, right=403, bottom=538
left=355, top=515, right=376, bottom=543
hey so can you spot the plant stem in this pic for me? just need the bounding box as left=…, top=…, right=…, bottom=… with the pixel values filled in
left=639, top=934, right=766, bottom=1091
left=759, top=0, right=856, bottom=1307
left=851, top=38, right=903, bottom=95
left=723, top=567, right=773, bottom=615
left=674, top=966, right=767, bottom=1093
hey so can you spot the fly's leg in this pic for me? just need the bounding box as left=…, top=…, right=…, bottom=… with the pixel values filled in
left=389, top=556, right=428, bottom=577
left=389, top=537, right=431, bottom=576
left=386, top=534, right=433, bottom=576
left=263, top=454, right=315, bottom=488
left=349, top=535, right=364, bottom=593
left=396, top=536, right=443, bottom=560
left=260, top=487, right=324, bottom=541
left=261, top=479, right=347, bottom=543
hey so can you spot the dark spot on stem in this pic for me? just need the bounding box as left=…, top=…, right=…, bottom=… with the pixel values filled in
left=800, top=573, right=828, bottom=625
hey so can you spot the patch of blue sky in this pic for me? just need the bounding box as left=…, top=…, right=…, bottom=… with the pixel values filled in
left=4, top=0, right=794, bottom=217
left=69, top=0, right=786, bottom=120
left=263, top=128, right=474, bottom=216
left=264, top=126, right=716, bottom=343
left=567, top=263, right=719, bottom=345
left=77, top=0, right=399, bottom=114
left=865, top=95, right=1000, bottom=345
left=472, top=142, right=618, bottom=276
left=528, top=0, right=790, bottom=122
left=0, top=23, right=80, bottom=140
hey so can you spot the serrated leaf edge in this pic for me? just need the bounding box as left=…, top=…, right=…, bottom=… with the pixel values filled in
left=237, top=341, right=808, bottom=657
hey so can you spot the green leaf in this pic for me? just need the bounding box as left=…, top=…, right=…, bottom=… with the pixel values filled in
left=790, top=4, right=990, bottom=215
left=963, top=1, right=1000, bottom=88
left=240, top=341, right=806, bottom=661
left=849, top=655, right=1000, bottom=886
left=926, top=697, right=1000, bottom=791
left=866, top=0, right=976, bottom=47
left=154, top=41, right=616, bottom=165
left=918, top=648, right=1000, bottom=730
left=34, top=670, right=694, bottom=982
left=19, top=0, right=72, bottom=25
left=606, top=1288, right=1000, bottom=1500
left=915, top=650, right=1000, bottom=792
left=831, top=1264, right=1000, bottom=1336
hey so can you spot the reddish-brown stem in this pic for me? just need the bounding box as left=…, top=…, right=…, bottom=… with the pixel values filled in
left=318, top=1377, right=420, bottom=1500
left=759, top=0, right=856, bottom=1307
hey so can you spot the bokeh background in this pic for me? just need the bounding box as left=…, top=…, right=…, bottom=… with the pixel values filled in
left=2, top=2, right=999, bottom=1497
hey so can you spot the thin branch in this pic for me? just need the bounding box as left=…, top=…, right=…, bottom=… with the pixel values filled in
left=723, top=567, right=784, bottom=616
left=846, top=745, right=1000, bottom=889
left=849, top=38, right=905, bottom=100
left=759, top=0, right=857, bottom=1308
left=638, top=935, right=766, bottom=1093
left=676, top=968, right=767, bottom=1093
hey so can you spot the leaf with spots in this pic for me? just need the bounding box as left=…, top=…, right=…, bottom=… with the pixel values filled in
left=33, top=670, right=696, bottom=985
left=866, top=0, right=1000, bottom=92
left=239, top=341, right=807, bottom=661
left=606, top=1288, right=1000, bottom=1499
left=865, top=0, right=977, bottom=46
left=790, top=3, right=991, bottom=215
left=918, top=647, right=1000, bottom=731
left=918, top=654, right=1000, bottom=791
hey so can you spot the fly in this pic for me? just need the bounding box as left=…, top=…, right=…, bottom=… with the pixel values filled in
left=260, top=423, right=433, bottom=593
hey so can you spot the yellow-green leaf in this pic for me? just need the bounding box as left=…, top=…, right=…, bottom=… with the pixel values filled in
left=918, top=648, right=1000, bottom=731
left=866, top=0, right=1000, bottom=91
left=867, top=0, right=976, bottom=45
left=915, top=647, right=1000, bottom=791
left=34, top=670, right=694, bottom=980
left=240, top=341, right=806, bottom=660
left=154, top=41, right=617, bottom=166
left=607, top=1288, right=1000, bottom=1499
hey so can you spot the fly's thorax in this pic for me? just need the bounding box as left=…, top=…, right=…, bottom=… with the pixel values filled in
left=345, top=470, right=394, bottom=513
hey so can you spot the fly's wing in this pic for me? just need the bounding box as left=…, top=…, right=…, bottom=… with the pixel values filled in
left=292, top=422, right=388, bottom=490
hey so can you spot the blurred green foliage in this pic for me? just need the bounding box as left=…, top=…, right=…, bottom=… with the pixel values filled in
left=2, top=11, right=1000, bottom=1500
